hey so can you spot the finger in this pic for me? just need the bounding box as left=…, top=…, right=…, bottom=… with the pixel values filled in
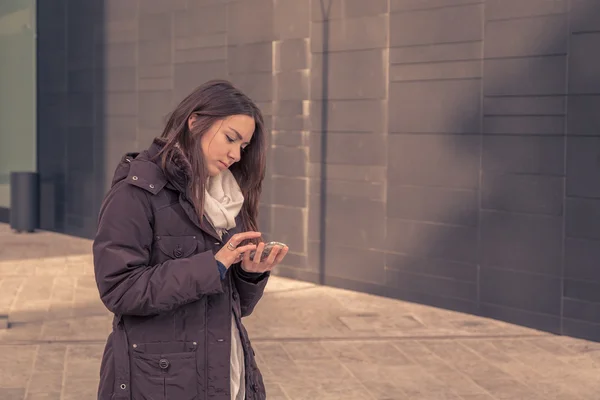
left=236, top=244, right=256, bottom=257
left=232, top=231, right=262, bottom=244
left=253, top=242, right=265, bottom=264
left=265, top=245, right=282, bottom=265
left=273, top=246, right=289, bottom=265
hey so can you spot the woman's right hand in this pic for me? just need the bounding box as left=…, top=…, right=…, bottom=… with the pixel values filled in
left=214, top=231, right=262, bottom=269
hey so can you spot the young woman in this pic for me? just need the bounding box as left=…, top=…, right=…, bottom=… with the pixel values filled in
left=93, top=80, right=288, bottom=400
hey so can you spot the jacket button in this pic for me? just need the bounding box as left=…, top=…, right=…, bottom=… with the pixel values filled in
left=173, top=247, right=183, bottom=258
left=159, top=359, right=170, bottom=369
left=252, top=383, right=258, bottom=392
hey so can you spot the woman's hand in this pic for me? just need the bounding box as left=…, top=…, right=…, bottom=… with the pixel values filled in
left=215, top=231, right=262, bottom=269
left=241, top=241, right=289, bottom=274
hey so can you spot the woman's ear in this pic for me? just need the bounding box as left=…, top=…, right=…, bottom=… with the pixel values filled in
left=187, top=113, right=197, bottom=130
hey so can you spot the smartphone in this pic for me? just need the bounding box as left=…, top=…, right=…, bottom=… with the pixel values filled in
left=248, top=241, right=287, bottom=261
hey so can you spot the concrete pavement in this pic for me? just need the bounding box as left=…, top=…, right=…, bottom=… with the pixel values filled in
left=1, top=223, right=599, bottom=399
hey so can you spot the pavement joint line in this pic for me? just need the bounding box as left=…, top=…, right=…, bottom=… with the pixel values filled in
left=0, top=332, right=551, bottom=346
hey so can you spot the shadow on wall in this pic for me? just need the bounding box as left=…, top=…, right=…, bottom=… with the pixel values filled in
left=37, top=0, right=106, bottom=239
left=384, top=0, right=600, bottom=341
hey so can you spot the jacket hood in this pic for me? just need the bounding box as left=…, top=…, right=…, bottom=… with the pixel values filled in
left=110, top=137, right=194, bottom=194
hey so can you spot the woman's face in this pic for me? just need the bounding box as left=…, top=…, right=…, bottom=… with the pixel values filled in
left=190, top=114, right=255, bottom=177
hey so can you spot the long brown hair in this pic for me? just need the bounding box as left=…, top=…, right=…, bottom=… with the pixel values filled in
left=156, top=79, right=266, bottom=234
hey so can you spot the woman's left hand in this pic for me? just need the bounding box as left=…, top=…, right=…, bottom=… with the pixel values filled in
left=241, top=242, right=288, bottom=273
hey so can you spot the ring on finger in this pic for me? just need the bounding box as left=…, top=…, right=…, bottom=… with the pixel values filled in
left=227, top=242, right=236, bottom=251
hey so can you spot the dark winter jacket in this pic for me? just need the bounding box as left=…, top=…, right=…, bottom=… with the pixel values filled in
left=93, top=139, right=268, bottom=399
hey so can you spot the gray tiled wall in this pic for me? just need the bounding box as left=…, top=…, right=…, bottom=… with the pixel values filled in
left=36, top=0, right=600, bottom=341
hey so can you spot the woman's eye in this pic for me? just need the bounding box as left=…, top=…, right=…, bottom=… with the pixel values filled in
left=226, top=136, right=235, bottom=143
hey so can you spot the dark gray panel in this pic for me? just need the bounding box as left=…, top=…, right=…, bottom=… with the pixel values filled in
left=228, top=72, right=273, bottom=102
left=566, top=197, right=600, bottom=241
left=484, top=96, right=565, bottom=116
left=309, top=133, right=386, bottom=166
left=388, top=134, right=480, bottom=189
left=277, top=39, right=309, bottom=71
left=173, top=61, right=228, bottom=100
left=275, top=71, right=309, bottom=101
left=272, top=115, right=306, bottom=131
left=386, top=218, right=478, bottom=264
left=105, top=0, right=138, bottom=22
left=105, top=67, right=136, bottom=92
left=565, top=238, right=600, bottom=283
left=563, top=298, right=600, bottom=326
left=390, top=41, right=481, bottom=64
left=390, top=4, right=483, bottom=47
left=68, top=69, right=94, bottom=93
left=311, top=50, right=386, bottom=100
left=485, top=0, right=567, bottom=20
left=562, top=318, right=600, bottom=342
left=227, top=0, right=274, bottom=45
left=312, top=15, right=388, bottom=53
left=568, top=33, right=600, bottom=94
left=275, top=0, right=310, bottom=39
left=310, top=100, right=385, bottom=133
left=273, top=131, right=305, bottom=147
left=484, top=56, right=566, bottom=96
left=387, top=185, right=479, bottom=226
left=66, top=23, right=95, bottom=70
left=310, top=0, right=344, bottom=22
left=385, top=253, right=477, bottom=282
left=138, top=0, right=186, bottom=14
left=346, top=0, right=388, bottom=17
left=482, top=136, right=564, bottom=175
left=479, top=303, right=561, bottom=334
left=566, top=136, right=600, bottom=198
left=137, top=91, right=173, bottom=130
left=480, top=211, right=562, bottom=275
left=564, top=279, right=600, bottom=304
left=139, top=40, right=172, bottom=66
left=173, top=5, right=226, bottom=37
left=272, top=206, right=305, bottom=252
left=570, top=0, right=600, bottom=34
left=323, top=195, right=385, bottom=249
left=568, top=96, right=600, bottom=136
left=309, top=178, right=384, bottom=201
left=229, top=43, right=272, bottom=74
left=272, top=177, right=307, bottom=208
left=139, top=13, right=172, bottom=41
left=391, top=0, right=482, bottom=12
left=106, top=93, right=137, bottom=117
left=273, top=100, right=303, bottom=117
left=325, top=245, right=386, bottom=285
left=485, top=15, right=567, bottom=58
left=483, top=116, right=564, bottom=135
left=67, top=93, right=94, bottom=127
left=390, top=61, right=481, bottom=82
left=390, top=80, right=481, bottom=133
left=482, top=174, right=564, bottom=216
left=387, top=269, right=477, bottom=301
left=271, top=146, right=307, bottom=177
left=480, top=267, right=561, bottom=315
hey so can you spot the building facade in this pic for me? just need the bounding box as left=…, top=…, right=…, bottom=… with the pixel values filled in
left=1, top=0, right=600, bottom=341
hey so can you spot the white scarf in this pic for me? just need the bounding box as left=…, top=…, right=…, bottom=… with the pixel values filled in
left=203, top=169, right=244, bottom=238
left=202, top=168, right=246, bottom=400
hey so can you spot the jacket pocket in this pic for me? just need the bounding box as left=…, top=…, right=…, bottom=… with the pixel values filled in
left=155, top=235, right=198, bottom=260
left=130, top=341, right=198, bottom=400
